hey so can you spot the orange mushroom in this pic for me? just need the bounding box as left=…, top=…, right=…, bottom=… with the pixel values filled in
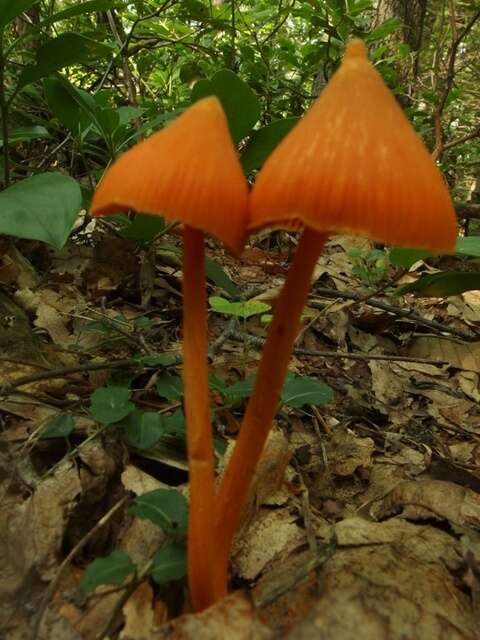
left=213, top=39, right=458, bottom=595
left=90, top=96, right=249, bottom=610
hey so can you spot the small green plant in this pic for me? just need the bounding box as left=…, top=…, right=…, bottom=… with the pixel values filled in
left=211, top=372, right=333, bottom=410
left=80, top=488, right=189, bottom=593
left=347, top=246, right=390, bottom=286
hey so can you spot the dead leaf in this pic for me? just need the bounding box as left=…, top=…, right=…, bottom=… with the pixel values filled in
left=285, top=519, right=474, bottom=640
left=370, top=479, right=480, bottom=528
left=368, top=361, right=404, bottom=406
left=455, top=371, right=480, bottom=401
left=218, top=429, right=292, bottom=536
left=58, top=583, right=125, bottom=640
left=408, top=336, right=480, bottom=372
left=7, top=460, right=82, bottom=581
left=328, top=431, right=375, bottom=476
left=121, top=582, right=156, bottom=640
left=232, top=510, right=306, bottom=581
left=151, top=591, right=272, bottom=639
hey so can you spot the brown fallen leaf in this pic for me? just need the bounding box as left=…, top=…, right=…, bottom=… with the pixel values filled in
left=284, top=518, right=475, bottom=640
left=232, top=509, right=306, bottom=581
left=8, top=459, right=83, bottom=581
left=121, top=582, right=157, bottom=640
left=370, top=478, right=480, bottom=528
left=328, top=430, right=375, bottom=477
left=151, top=591, right=272, bottom=639
left=455, top=371, right=480, bottom=401
left=58, top=583, right=126, bottom=640
left=408, top=336, right=480, bottom=373
left=218, top=429, right=292, bottom=537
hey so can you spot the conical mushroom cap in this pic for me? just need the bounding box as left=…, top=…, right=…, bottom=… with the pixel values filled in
left=250, top=40, right=457, bottom=252
left=91, top=97, right=249, bottom=254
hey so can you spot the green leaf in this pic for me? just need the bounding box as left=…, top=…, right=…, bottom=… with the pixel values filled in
left=367, top=17, right=401, bottom=42
left=0, top=173, right=81, bottom=249
left=80, top=550, right=136, bottom=593
left=225, top=376, right=256, bottom=402
left=389, top=237, right=480, bottom=268
left=96, top=107, right=120, bottom=136
left=156, top=374, right=183, bottom=401
left=137, top=354, right=178, bottom=367
left=163, top=409, right=185, bottom=435
left=44, top=77, right=92, bottom=135
left=117, top=106, right=145, bottom=126
left=151, top=543, right=187, bottom=584
left=18, top=34, right=114, bottom=90
left=191, top=70, right=260, bottom=143
left=389, top=246, right=433, bottom=268
left=134, top=316, right=154, bottom=331
left=241, top=118, right=299, bottom=173
left=0, top=126, right=49, bottom=147
left=90, top=385, right=134, bottom=425
left=281, top=376, right=334, bottom=408
left=82, top=319, right=115, bottom=334
left=119, top=214, right=165, bottom=242
left=209, top=374, right=229, bottom=395
left=205, top=258, right=239, bottom=298
left=456, top=236, right=480, bottom=258
left=40, top=414, right=75, bottom=439
left=395, top=271, right=480, bottom=298
left=209, top=296, right=271, bottom=319
left=0, top=0, right=38, bottom=29
left=123, top=410, right=165, bottom=450
left=56, top=75, right=105, bottom=134
left=129, top=489, right=188, bottom=536
left=41, top=0, right=121, bottom=26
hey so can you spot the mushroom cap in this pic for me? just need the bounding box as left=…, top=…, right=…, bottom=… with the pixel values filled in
left=250, top=39, right=457, bottom=252
left=91, top=96, right=249, bottom=254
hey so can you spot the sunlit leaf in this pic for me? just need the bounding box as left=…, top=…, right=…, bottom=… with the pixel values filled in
left=209, top=296, right=271, bottom=319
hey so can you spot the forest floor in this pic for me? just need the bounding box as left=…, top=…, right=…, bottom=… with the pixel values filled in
left=1, top=224, right=480, bottom=640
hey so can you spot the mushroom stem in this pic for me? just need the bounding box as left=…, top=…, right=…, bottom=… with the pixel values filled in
left=182, top=225, right=218, bottom=610
left=213, top=227, right=329, bottom=594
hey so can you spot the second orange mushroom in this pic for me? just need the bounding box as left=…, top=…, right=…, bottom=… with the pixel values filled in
left=213, top=39, right=458, bottom=595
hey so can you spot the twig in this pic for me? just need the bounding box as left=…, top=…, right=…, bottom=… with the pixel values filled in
left=231, top=330, right=450, bottom=367
left=209, top=317, right=237, bottom=359
left=312, top=286, right=478, bottom=342
left=95, top=0, right=180, bottom=93
left=261, top=0, right=295, bottom=46
left=0, top=356, right=50, bottom=369
left=31, top=495, right=130, bottom=640
left=0, top=355, right=181, bottom=395
left=443, top=124, right=480, bottom=152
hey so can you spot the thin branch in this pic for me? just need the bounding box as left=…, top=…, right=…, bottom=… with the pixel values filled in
left=232, top=331, right=450, bottom=367
left=312, top=286, right=478, bottom=342
left=261, top=0, right=295, bottom=46
left=0, top=355, right=181, bottom=395
left=443, top=124, right=480, bottom=152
